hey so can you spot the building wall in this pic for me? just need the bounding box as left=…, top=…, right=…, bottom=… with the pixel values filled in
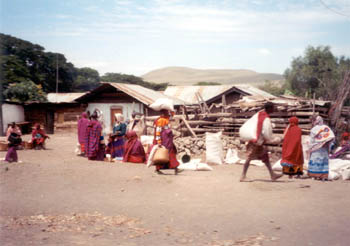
left=86, top=102, right=144, bottom=134
left=2, top=103, right=25, bottom=135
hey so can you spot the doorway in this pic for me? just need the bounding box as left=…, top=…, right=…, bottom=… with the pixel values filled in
left=110, top=107, right=122, bottom=129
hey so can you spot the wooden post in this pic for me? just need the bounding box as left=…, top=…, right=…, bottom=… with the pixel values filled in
left=329, top=71, right=350, bottom=129
left=196, top=92, right=209, bottom=113
left=222, top=94, right=227, bottom=113
left=181, top=115, right=197, bottom=138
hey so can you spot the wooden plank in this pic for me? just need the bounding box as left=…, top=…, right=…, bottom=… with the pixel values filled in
left=181, top=116, right=197, bottom=138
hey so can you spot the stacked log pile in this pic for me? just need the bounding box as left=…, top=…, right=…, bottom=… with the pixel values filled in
left=145, top=95, right=333, bottom=154
left=177, top=95, right=331, bottom=137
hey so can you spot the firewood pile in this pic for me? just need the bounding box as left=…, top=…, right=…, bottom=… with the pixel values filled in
left=144, top=94, right=350, bottom=155
left=176, top=95, right=331, bottom=137
left=145, top=95, right=334, bottom=154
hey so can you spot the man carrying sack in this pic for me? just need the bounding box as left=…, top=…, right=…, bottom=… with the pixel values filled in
left=239, top=102, right=283, bottom=182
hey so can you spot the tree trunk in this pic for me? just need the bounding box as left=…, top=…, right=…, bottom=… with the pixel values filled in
left=329, top=71, right=350, bottom=129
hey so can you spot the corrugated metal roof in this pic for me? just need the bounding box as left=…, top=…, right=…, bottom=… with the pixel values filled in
left=234, top=84, right=275, bottom=99
left=47, top=93, right=86, bottom=103
left=163, top=85, right=274, bottom=104
left=103, top=82, right=186, bottom=106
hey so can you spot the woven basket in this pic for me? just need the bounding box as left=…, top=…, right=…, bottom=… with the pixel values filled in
left=153, top=146, right=169, bottom=164
left=0, top=142, right=8, bottom=151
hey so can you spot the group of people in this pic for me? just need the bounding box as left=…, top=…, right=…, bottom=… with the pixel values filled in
left=3, top=102, right=344, bottom=180
left=240, top=102, right=338, bottom=182
left=4, top=122, right=49, bottom=163
left=77, top=109, right=181, bottom=174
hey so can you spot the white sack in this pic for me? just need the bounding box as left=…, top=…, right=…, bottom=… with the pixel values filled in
left=75, top=143, right=81, bottom=155
left=328, top=171, right=340, bottom=181
left=272, top=159, right=283, bottom=171
left=149, top=98, right=174, bottom=111
left=239, top=112, right=258, bottom=142
left=147, top=144, right=159, bottom=167
left=236, top=159, right=265, bottom=167
left=178, top=159, right=213, bottom=171
left=341, top=169, right=350, bottom=180
left=141, top=135, right=154, bottom=145
left=225, top=148, right=240, bottom=164
left=205, top=131, right=224, bottom=165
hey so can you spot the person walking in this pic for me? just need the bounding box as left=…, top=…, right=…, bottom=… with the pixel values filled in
left=152, top=109, right=181, bottom=175
left=240, top=102, right=283, bottom=182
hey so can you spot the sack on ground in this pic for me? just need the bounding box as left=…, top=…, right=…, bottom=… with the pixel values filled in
left=272, top=159, right=282, bottom=171
left=205, top=131, right=223, bottom=165
left=178, top=159, right=213, bottom=171
left=149, top=98, right=174, bottom=111
left=225, top=148, right=240, bottom=164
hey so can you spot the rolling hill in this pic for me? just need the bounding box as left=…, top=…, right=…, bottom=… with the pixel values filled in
left=141, top=66, right=284, bottom=85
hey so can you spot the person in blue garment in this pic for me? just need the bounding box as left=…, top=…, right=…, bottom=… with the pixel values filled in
left=106, top=113, right=127, bottom=160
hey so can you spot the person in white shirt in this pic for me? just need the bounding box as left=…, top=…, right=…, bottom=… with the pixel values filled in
left=240, top=102, right=283, bottom=182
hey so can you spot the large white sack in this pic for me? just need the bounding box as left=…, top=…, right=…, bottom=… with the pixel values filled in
left=341, top=169, right=350, bottom=180
left=178, top=159, right=213, bottom=171
left=328, top=171, right=340, bottom=181
left=149, top=98, right=174, bottom=111
left=140, top=135, right=154, bottom=145
left=205, top=131, right=224, bottom=165
left=239, top=112, right=258, bottom=142
left=225, top=148, right=240, bottom=164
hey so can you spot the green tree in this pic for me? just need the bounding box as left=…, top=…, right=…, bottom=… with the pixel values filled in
left=4, top=80, right=47, bottom=103
left=72, top=67, right=100, bottom=91
left=284, top=45, right=349, bottom=100
left=101, top=72, right=168, bottom=91
left=195, top=82, right=221, bottom=85
left=258, top=80, right=286, bottom=96
left=0, top=33, right=78, bottom=98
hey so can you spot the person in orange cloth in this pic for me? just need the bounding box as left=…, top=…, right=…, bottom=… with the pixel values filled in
left=281, top=116, right=304, bottom=178
left=152, top=109, right=181, bottom=175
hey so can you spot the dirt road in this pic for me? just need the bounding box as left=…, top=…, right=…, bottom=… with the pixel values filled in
left=1, top=132, right=349, bottom=246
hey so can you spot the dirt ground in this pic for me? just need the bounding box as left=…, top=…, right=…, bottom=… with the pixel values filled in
left=0, top=131, right=349, bottom=246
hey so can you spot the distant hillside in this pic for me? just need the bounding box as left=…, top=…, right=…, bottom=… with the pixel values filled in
left=142, top=66, right=284, bottom=85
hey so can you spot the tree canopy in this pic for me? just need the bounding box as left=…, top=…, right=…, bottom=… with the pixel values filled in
left=194, top=82, right=221, bottom=86
left=101, top=73, right=169, bottom=91
left=284, top=45, right=350, bottom=100
left=0, top=33, right=166, bottom=103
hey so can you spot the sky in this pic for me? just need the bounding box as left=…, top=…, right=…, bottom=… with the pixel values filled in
left=1, top=0, right=350, bottom=76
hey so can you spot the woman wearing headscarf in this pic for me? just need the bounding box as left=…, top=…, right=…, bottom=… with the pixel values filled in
left=31, top=124, right=49, bottom=150
left=151, top=109, right=181, bottom=175
left=307, top=116, right=335, bottom=180
left=123, top=130, right=146, bottom=163
left=281, top=116, right=304, bottom=178
left=106, top=113, right=127, bottom=160
left=127, top=112, right=145, bottom=138
left=77, top=112, right=90, bottom=155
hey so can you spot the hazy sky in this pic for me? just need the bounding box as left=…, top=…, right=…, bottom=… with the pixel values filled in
left=1, top=0, right=350, bottom=76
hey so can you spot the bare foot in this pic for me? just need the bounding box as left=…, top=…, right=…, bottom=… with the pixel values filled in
left=240, top=176, right=247, bottom=182
left=155, top=170, right=164, bottom=175
left=271, top=173, right=283, bottom=181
